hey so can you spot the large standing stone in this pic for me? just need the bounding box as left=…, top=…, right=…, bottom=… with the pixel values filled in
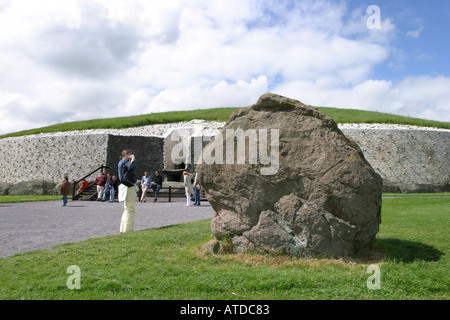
left=197, top=93, right=382, bottom=258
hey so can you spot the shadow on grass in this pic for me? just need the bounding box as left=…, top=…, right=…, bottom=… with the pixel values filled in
left=376, top=238, right=444, bottom=263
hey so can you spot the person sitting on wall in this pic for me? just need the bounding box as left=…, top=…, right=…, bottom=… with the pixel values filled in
left=109, top=175, right=118, bottom=202
left=95, top=172, right=106, bottom=201
left=102, top=173, right=112, bottom=202
left=140, top=171, right=152, bottom=203
left=151, top=170, right=163, bottom=202
left=77, top=179, right=88, bottom=193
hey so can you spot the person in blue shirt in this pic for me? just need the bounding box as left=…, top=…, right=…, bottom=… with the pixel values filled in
left=102, top=173, right=112, bottom=202
left=118, top=149, right=136, bottom=233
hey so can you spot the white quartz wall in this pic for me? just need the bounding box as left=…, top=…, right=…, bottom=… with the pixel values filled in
left=339, top=124, right=449, bottom=189
left=1, top=133, right=109, bottom=184
left=0, top=122, right=449, bottom=193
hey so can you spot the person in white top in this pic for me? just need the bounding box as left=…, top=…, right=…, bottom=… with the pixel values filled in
left=183, top=171, right=195, bottom=207
left=140, top=171, right=152, bottom=203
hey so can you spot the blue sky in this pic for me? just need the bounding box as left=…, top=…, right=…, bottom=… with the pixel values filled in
left=363, top=0, right=450, bottom=80
left=0, top=0, right=449, bottom=135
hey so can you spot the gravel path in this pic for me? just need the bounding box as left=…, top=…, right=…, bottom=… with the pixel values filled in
left=0, top=198, right=214, bottom=258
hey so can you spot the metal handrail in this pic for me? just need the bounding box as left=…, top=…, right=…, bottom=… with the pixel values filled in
left=72, top=165, right=111, bottom=199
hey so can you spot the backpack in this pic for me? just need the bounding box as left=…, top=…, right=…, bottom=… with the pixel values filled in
left=120, top=164, right=135, bottom=187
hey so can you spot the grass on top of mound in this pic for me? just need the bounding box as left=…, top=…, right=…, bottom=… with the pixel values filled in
left=1, top=106, right=448, bottom=139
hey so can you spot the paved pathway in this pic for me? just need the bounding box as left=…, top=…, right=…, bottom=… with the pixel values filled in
left=0, top=198, right=214, bottom=258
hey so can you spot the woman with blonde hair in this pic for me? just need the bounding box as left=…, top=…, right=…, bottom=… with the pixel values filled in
left=183, top=171, right=195, bottom=207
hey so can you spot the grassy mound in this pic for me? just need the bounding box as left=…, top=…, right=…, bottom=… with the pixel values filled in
left=1, top=106, right=448, bottom=139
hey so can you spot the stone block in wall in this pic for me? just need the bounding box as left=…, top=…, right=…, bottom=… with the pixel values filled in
left=164, top=128, right=196, bottom=171
left=382, top=181, right=450, bottom=193
left=0, top=182, right=13, bottom=195
left=106, top=135, right=165, bottom=180
left=8, top=179, right=56, bottom=196
left=399, top=183, right=450, bottom=194
left=381, top=182, right=402, bottom=193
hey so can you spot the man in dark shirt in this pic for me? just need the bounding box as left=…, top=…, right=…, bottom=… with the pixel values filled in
left=151, top=170, right=163, bottom=202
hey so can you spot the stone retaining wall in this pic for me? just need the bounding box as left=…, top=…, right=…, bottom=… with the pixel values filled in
left=0, top=133, right=164, bottom=187
left=0, top=123, right=449, bottom=194
left=339, top=126, right=449, bottom=193
left=1, top=133, right=109, bottom=185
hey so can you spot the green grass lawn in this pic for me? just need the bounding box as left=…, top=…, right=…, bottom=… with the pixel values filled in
left=1, top=105, right=448, bottom=139
left=0, top=195, right=67, bottom=203
left=0, top=195, right=448, bottom=300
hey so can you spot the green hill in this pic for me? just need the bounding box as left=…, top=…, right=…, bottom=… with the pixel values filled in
left=1, top=106, right=448, bottom=139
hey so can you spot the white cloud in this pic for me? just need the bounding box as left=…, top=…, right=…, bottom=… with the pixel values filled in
left=273, top=76, right=450, bottom=122
left=147, top=76, right=268, bottom=111
left=0, top=0, right=448, bottom=135
left=406, top=25, right=424, bottom=38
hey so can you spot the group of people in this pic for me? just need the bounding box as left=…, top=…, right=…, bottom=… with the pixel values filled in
left=140, top=170, right=201, bottom=207
left=94, top=172, right=119, bottom=203
left=117, top=149, right=202, bottom=233
left=92, top=169, right=163, bottom=204
left=138, top=170, right=163, bottom=203
left=60, top=149, right=203, bottom=233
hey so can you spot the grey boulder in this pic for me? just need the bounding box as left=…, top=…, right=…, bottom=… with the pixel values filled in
left=197, top=93, right=382, bottom=258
